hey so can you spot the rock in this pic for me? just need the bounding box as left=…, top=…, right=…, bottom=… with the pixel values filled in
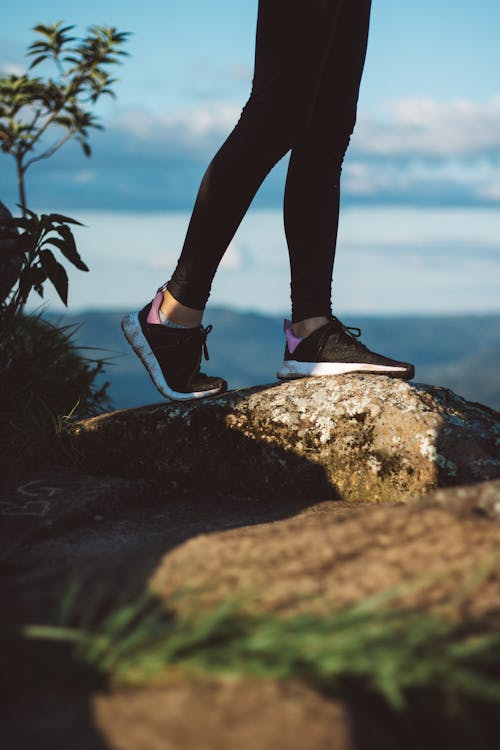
left=93, top=680, right=350, bottom=750
left=3, top=674, right=498, bottom=750
left=4, top=475, right=500, bottom=749
left=414, top=477, right=500, bottom=520
left=150, top=479, right=500, bottom=620
left=0, top=466, right=158, bottom=558
left=71, top=376, right=500, bottom=502
left=1, top=474, right=318, bottom=620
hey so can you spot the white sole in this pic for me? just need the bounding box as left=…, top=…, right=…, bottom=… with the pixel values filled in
left=121, top=312, right=224, bottom=401
left=276, top=360, right=408, bottom=379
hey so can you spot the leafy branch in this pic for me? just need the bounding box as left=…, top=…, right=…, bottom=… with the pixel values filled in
left=1, top=209, right=88, bottom=315
left=0, top=21, right=130, bottom=211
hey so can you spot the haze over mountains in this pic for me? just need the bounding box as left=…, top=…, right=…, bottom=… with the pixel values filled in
left=45, top=309, right=500, bottom=413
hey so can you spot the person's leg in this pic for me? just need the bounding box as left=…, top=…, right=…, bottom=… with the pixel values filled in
left=123, top=1, right=348, bottom=400
left=164, top=0, right=346, bottom=322
left=284, top=0, right=372, bottom=336
left=277, top=0, right=414, bottom=380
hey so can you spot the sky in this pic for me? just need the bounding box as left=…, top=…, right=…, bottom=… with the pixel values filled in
left=1, top=0, right=500, bottom=315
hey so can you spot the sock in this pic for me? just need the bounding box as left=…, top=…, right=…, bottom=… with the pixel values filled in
left=159, top=309, right=194, bottom=329
left=284, top=319, right=303, bottom=354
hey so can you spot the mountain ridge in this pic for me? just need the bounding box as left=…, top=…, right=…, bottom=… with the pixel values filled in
left=44, top=308, right=500, bottom=412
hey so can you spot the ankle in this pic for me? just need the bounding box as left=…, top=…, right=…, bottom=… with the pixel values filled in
left=160, top=289, right=203, bottom=327
left=292, top=316, right=329, bottom=339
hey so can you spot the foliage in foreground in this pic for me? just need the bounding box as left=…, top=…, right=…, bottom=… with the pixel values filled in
left=0, top=21, right=129, bottom=315
left=0, top=311, right=110, bottom=473
left=5, top=582, right=500, bottom=721
left=1, top=206, right=89, bottom=317
left=0, top=21, right=129, bottom=211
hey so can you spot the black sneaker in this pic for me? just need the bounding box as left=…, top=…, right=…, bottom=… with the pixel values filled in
left=122, top=292, right=227, bottom=401
left=277, top=317, right=415, bottom=380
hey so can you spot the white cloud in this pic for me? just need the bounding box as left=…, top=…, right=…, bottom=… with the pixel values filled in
left=29, top=207, right=500, bottom=315
left=352, top=96, right=500, bottom=158
left=72, top=169, right=96, bottom=184
left=478, top=179, right=500, bottom=201
left=338, top=206, right=500, bottom=248
left=343, top=157, right=500, bottom=204
left=112, top=101, right=240, bottom=143
left=5, top=95, right=500, bottom=211
left=1, top=62, right=25, bottom=76
left=220, top=240, right=243, bottom=269
left=344, top=96, right=500, bottom=204
left=343, top=162, right=390, bottom=196
left=147, top=240, right=243, bottom=272
left=108, top=95, right=500, bottom=169
left=230, top=64, right=252, bottom=83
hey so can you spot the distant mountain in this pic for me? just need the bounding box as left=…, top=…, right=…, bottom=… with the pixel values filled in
left=45, top=309, right=500, bottom=413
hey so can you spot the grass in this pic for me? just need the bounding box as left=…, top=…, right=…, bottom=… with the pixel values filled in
left=0, top=310, right=111, bottom=474
left=4, top=581, right=500, bottom=719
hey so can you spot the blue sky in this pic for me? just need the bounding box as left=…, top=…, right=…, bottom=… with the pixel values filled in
left=1, top=1, right=500, bottom=314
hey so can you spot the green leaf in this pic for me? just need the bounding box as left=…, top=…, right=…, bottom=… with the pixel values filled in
left=16, top=205, right=40, bottom=223
left=51, top=223, right=89, bottom=272
left=47, top=213, right=85, bottom=226
left=18, top=265, right=47, bottom=304
left=58, top=24, right=76, bottom=36
left=28, top=41, right=50, bottom=51
left=2, top=216, right=29, bottom=231
left=28, top=55, right=49, bottom=70
left=0, top=246, right=25, bottom=262
left=39, top=248, right=69, bottom=305
left=45, top=236, right=89, bottom=272
left=53, top=116, right=74, bottom=129
left=32, top=24, right=53, bottom=35
left=10, top=232, right=36, bottom=253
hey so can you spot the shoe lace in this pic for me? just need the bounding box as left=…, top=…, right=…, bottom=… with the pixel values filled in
left=321, top=316, right=366, bottom=351
left=200, top=324, right=212, bottom=361
left=331, top=316, right=362, bottom=341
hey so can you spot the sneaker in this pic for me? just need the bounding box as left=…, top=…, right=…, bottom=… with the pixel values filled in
left=277, top=317, right=415, bottom=380
left=121, top=291, right=227, bottom=401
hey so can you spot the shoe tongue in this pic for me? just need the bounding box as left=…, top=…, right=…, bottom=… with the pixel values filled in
left=284, top=321, right=303, bottom=354
left=146, top=291, right=164, bottom=324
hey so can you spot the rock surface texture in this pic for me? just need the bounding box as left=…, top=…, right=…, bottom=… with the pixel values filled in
left=72, top=375, right=500, bottom=501
left=150, top=479, right=500, bottom=619
left=4, top=478, right=500, bottom=750
left=4, top=378, right=500, bottom=750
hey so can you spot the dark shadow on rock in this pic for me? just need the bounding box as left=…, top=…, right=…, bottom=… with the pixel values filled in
left=69, top=381, right=340, bottom=502
left=1, top=398, right=339, bottom=605
left=0, top=638, right=111, bottom=750
left=0, top=408, right=338, bottom=750
left=411, top=383, right=500, bottom=489
left=1, top=696, right=113, bottom=750
left=342, top=686, right=500, bottom=750
left=70, top=377, right=500, bottom=508
left=2, top=378, right=500, bottom=748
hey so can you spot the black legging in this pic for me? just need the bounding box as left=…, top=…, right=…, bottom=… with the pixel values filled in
left=166, top=0, right=372, bottom=323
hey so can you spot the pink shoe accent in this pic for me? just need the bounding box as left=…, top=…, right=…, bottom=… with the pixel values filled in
left=146, top=290, right=164, bottom=324
left=284, top=318, right=303, bottom=354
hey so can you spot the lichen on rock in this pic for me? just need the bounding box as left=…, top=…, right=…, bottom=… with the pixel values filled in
left=71, top=375, right=500, bottom=502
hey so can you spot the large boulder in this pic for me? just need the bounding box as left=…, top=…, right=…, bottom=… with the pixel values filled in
left=150, top=479, right=500, bottom=620
left=71, top=375, right=500, bottom=502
